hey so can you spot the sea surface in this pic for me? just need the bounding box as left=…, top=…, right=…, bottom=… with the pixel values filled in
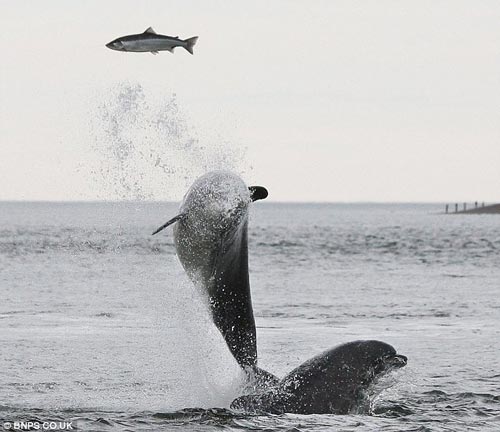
left=0, top=202, right=499, bottom=431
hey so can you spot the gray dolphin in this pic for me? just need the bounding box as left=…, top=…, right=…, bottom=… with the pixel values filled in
left=231, top=340, right=407, bottom=414
left=106, top=27, right=198, bottom=55
left=152, top=171, right=274, bottom=386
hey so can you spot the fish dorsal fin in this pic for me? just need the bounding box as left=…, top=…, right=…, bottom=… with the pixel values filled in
left=144, top=27, right=156, bottom=34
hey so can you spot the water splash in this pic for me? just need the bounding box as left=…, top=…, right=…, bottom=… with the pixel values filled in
left=87, top=82, right=247, bottom=201
left=151, top=277, right=247, bottom=410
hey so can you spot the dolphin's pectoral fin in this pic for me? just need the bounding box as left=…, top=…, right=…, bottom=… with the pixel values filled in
left=152, top=213, right=186, bottom=235
left=151, top=50, right=159, bottom=55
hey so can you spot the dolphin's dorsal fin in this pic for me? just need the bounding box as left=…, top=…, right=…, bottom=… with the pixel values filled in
left=144, top=27, right=157, bottom=34
left=152, top=213, right=186, bottom=235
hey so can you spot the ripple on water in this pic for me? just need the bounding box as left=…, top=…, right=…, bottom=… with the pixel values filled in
left=1, top=390, right=499, bottom=432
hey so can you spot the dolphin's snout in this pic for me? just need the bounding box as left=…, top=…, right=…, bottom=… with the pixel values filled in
left=372, top=351, right=407, bottom=375
left=384, top=353, right=407, bottom=369
left=249, top=186, right=268, bottom=202
left=392, top=354, right=408, bottom=367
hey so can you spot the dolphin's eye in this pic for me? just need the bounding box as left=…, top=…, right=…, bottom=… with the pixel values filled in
left=372, top=357, right=387, bottom=374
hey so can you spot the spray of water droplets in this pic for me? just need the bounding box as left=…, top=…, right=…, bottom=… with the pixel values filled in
left=87, top=82, right=247, bottom=200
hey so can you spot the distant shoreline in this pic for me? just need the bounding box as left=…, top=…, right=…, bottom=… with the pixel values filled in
left=451, top=203, right=500, bottom=215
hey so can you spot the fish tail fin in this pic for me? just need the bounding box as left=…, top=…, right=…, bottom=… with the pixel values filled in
left=183, top=36, right=198, bottom=55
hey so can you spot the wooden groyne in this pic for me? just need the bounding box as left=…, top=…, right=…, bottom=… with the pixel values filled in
left=444, top=202, right=500, bottom=214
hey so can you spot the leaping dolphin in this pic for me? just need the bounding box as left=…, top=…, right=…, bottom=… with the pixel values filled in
left=153, top=171, right=275, bottom=387
left=152, top=170, right=407, bottom=413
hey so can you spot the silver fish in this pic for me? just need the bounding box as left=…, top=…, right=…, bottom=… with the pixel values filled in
left=106, top=27, right=198, bottom=55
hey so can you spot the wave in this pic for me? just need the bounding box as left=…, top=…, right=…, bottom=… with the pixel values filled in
left=251, top=228, right=500, bottom=265
left=3, top=390, right=499, bottom=432
left=2, top=227, right=498, bottom=266
left=0, top=229, right=175, bottom=256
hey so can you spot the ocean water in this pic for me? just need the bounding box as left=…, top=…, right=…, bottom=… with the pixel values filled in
left=0, top=202, right=499, bottom=431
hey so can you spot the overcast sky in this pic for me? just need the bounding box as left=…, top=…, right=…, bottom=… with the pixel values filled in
left=1, top=0, right=499, bottom=202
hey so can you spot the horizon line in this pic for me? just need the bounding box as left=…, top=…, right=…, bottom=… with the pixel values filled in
left=0, top=199, right=492, bottom=205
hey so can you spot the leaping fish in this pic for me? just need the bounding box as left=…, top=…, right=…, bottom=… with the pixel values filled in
left=106, top=27, right=198, bottom=55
